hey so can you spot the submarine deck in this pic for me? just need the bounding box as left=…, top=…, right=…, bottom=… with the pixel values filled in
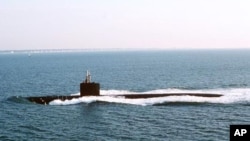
left=27, top=93, right=223, bottom=105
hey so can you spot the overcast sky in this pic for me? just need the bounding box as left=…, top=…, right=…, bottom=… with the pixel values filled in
left=0, top=0, right=250, bottom=50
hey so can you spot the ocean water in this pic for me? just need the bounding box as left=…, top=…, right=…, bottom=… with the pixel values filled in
left=1, top=50, right=250, bottom=141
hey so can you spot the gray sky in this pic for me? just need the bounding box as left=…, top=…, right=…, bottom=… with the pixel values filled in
left=0, top=0, right=250, bottom=50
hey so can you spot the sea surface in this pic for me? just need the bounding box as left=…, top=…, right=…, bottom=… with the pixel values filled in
left=1, top=50, right=250, bottom=141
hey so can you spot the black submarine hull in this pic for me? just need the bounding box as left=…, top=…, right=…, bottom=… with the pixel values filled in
left=26, top=73, right=223, bottom=105
left=27, top=93, right=222, bottom=105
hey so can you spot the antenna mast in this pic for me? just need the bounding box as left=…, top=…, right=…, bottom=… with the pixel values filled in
left=85, top=70, right=91, bottom=83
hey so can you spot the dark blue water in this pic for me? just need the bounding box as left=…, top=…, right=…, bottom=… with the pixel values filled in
left=1, top=50, right=250, bottom=140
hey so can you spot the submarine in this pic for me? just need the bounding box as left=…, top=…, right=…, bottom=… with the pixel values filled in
left=27, top=71, right=223, bottom=105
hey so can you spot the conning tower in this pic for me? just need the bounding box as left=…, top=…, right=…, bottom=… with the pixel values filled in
left=80, top=71, right=100, bottom=96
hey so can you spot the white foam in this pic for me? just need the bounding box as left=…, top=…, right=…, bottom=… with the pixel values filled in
left=49, top=88, right=250, bottom=106
left=100, top=90, right=140, bottom=95
left=70, top=92, right=80, bottom=96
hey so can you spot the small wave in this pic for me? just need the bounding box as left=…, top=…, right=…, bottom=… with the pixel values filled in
left=49, top=88, right=250, bottom=106
left=221, top=83, right=248, bottom=88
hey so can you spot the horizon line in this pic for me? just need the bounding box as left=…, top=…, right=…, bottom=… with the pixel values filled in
left=0, top=48, right=250, bottom=54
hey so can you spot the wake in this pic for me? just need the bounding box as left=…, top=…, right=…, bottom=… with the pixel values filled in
left=49, top=88, right=250, bottom=106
